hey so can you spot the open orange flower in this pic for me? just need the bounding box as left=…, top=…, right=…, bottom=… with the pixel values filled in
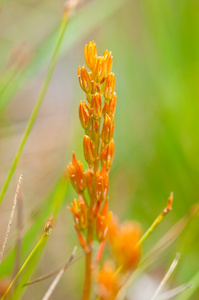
left=108, top=215, right=142, bottom=272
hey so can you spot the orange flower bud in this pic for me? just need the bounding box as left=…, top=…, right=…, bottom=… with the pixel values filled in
left=96, top=164, right=109, bottom=201
left=93, top=56, right=105, bottom=82
left=96, top=199, right=111, bottom=242
left=74, top=226, right=88, bottom=251
left=67, top=152, right=87, bottom=192
left=102, top=92, right=117, bottom=116
left=83, top=135, right=94, bottom=164
left=78, top=65, right=92, bottom=94
left=79, top=100, right=90, bottom=129
left=95, top=261, right=121, bottom=300
left=101, top=114, right=115, bottom=144
left=104, top=72, right=115, bottom=100
left=68, top=198, right=88, bottom=230
left=103, top=50, right=113, bottom=78
left=92, top=93, right=102, bottom=120
left=108, top=216, right=142, bottom=272
left=84, top=41, right=97, bottom=70
left=101, top=139, right=115, bottom=171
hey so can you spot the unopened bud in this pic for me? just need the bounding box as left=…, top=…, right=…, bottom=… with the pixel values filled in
left=103, top=50, right=113, bottom=77
left=93, top=56, right=105, bottom=82
left=75, top=226, right=88, bottom=251
left=104, top=72, right=115, bottom=100
left=101, top=114, right=115, bottom=144
left=67, top=152, right=87, bottom=192
left=103, top=92, right=117, bottom=116
left=78, top=65, right=92, bottom=94
left=79, top=100, right=90, bottom=129
left=84, top=41, right=97, bottom=70
left=101, top=139, right=115, bottom=170
left=83, top=135, right=95, bottom=164
left=92, top=93, right=102, bottom=120
left=96, top=164, right=109, bottom=201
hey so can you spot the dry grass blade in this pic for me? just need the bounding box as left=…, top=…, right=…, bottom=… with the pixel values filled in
left=12, top=182, right=23, bottom=278
left=0, top=174, right=23, bottom=264
left=150, top=253, right=180, bottom=300
left=157, top=282, right=193, bottom=300
left=42, top=246, right=77, bottom=300
left=25, top=251, right=84, bottom=286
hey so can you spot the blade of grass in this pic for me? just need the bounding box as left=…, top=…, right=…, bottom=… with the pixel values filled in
left=12, top=175, right=23, bottom=279
left=151, top=253, right=180, bottom=300
left=157, top=282, right=193, bottom=300
left=0, top=8, right=69, bottom=205
left=176, top=270, right=199, bottom=300
left=0, top=232, right=47, bottom=300
left=0, top=175, right=68, bottom=278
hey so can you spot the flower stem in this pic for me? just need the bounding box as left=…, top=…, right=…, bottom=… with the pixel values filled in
left=136, top=192, right=173, bottom=248
left=82, top=122, right=100, bottom=300
left=0, top=13, right=69, bottom=205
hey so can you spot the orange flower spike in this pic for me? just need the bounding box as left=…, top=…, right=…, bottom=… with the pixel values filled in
left=67, top=152, right=87, bottom=193
left=96, top=164, right=109, bottom=201
left=83, top=135, right=95, bottom=164
left=84, top=41, right=97, bottom=70
left=93, top=56, right=105, bottom=82
left=78, top=65, right=92, bottom=94
left=79, top=100, right=90, bottom=129
left=104, top=72, right=115, bottom=100
left=92, top=93, right=102, bottom=120
left=101, top=114, right=115, bottom=144
left=103, top=50, right=113, bottom=78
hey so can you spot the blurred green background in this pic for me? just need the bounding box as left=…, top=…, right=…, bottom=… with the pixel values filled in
left=0, top=0, right=199, bottom=299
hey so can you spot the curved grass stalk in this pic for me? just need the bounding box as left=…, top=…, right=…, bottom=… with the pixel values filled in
left=0, top=11, right=69, bottom=205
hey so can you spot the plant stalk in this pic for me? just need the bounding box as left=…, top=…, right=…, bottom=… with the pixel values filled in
left=0, top=14, right=69, bottom=205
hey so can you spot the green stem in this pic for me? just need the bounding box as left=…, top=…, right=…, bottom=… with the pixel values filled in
left=136, top=193, right=173, bottom=248
left=0, top=15, right=69, bottom=205
left=0, top=234, right=46, bottom=300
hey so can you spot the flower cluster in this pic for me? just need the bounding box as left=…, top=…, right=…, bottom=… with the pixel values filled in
left=67, top=41, right=142, bottom=300
left=68, top=41, right=116, bottom=250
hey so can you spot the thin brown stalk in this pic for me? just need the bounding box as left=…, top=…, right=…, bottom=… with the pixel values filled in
left=42, top=246, right=77, bottom=300
left=150, top=253, right=180, bottom=300
left=12, top=183, right=23, bottom=278
left=0, top=174, right=22, bottom=264
left=25, top=251, right=84, bottom=286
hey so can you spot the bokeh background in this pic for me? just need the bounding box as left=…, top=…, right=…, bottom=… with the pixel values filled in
left=0, top=0, right=199, bottom=299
